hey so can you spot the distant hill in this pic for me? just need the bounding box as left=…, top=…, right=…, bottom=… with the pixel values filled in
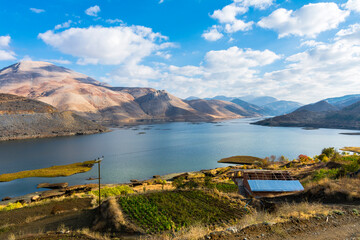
left=231, top=98, right=270, bottom=115
left=294, top=100, right=338, bottom=113
left=204, top=95, right=236, bottom=102
left=185, top=96, right=200, bottom=101
left=325, top=94, right=360, bottom=108
left=0, top=93, right=106, bottom=141
left=240, top=96, right=278, bottom=106
left=262, top=100, right=303, bottom=116
left=186, top=99, right=260, bottom=119
left=0, top=61, right=259, bottom=125
left=253, top=98, right=360, bottom=130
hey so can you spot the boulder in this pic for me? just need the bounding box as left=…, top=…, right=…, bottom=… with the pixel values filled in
left=1, top=196, right=11, bottom=201
left=40, top=190, right=65, bottom=200
left=31, top=195, right=40, bottom=202
left=37, top=182, right=69, bottom=189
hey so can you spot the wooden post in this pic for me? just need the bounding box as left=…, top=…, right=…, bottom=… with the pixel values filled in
left=98, top=160, right=101, bottom=206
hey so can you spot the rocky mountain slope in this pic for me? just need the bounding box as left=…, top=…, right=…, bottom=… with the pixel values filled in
left=253, top=98, right=360, bottom=130
left=0, top=93, right=107, bottom=141
left=0, top=61, right=258, bottom=124
left=204, top=95, right=303, bottom=116
left=186, top=99, right=259, bottom=119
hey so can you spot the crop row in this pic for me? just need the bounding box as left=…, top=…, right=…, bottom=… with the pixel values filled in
left=118, top=190, right=245, bottom=233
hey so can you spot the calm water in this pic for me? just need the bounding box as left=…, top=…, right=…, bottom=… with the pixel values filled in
left=1, top=118, right=359, bottom=198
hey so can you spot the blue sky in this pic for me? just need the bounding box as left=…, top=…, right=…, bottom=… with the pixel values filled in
left=1, top=0, right=360, bottom=103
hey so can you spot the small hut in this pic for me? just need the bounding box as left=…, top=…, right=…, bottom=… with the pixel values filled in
left=231, top=169, right=304, bottom=197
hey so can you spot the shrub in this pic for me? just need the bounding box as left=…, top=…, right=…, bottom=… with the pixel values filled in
left=312, top=169, right=342, bottom=181
left=0, top=202, right=25, bottom=211
left=91, top=185, right=134, bottom=198
left=172, top=177, right=185, bottom=189
left=322, top=147, right=336, bottom=158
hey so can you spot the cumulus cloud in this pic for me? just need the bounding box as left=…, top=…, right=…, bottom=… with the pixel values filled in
left=30, top=8, right=45, bottom=13
left=342, top=0, right=360, bottom=12
left=0, top=36, right=16, bottom=61
left=258, top=3, right=349, bottom=38
left=38, top=26, right=173, bottom=65
left=106, top=46, right=280, bottom=98
left=203, top=0, right=273, bottom=41
left=106, top=19, right=123, bottom=24
left=85, top=5, right=100, bottom=17
left=54, top=20, right=72, bottom=30
left=202, top=26, right=223, bottom=41
left=263, top=23, right=360, bottom=102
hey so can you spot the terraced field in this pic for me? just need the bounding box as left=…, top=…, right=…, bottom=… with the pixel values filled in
left=118, top=190, right=246, bottom=233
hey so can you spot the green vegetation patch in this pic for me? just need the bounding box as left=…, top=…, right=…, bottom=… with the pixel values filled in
left=118, top=190, right=245, bottom=233
left=340, top=147, right=360, bottom=154
left=214, top=183, right=238, bottom=193
left=91, top=185, right=134, bottom=198
left=218, top=155, right=263, bottom=164
left=0, top=160, right=96, bottom=182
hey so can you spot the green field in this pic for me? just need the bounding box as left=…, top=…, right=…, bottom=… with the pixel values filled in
left=118, top=190, right=245, bottom=233
left=0, top=160, right=96, bottom=182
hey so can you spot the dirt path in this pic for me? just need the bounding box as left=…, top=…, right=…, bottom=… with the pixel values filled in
left=207, top=208, right=360, bottom=240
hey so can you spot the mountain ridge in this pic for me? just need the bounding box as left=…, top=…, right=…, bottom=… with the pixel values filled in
left=0, top=61, right=259, bottom=124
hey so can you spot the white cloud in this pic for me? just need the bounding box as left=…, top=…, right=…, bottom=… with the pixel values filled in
left=335, top=23, right=360, bottom=44
left=342, top=0, right=360, bottom=12
left=211, top=4, right=248, bottom=23
left=263, top=24, right=360, bottom=102
left=205, top=0, right=273, bottom=38
left=54, top=20, right=72, bottom=30
left=21, top=55, right=32, bottom=61
left=202, top=26, right=223, bottom=41
left=225, top=19, right=253, bottom=33
left=258, top=3, right=349, bottom=38
left=0, top=36, right=16, bottom=61
left=106, top=46, right=280, bottom=98
left=159, top=0, right=164, bottom=3
left=38, top=26, right=173, bottom=65
left=30, top=8, right=45, bottom=13
left=106, top=19, right=123, bottom=24
left=85, top=5, right=101, bottom=17
left=235, top=0, right=274, bottom=10
left=41, top=59, right=72, bottom=65
left=0, top=36, right=11, bottom=48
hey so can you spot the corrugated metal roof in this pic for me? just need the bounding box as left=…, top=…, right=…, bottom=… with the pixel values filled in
left=247, top=180, right=304, bottom=192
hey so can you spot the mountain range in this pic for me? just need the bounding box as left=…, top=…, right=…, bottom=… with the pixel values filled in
left=200, top=95, right=303, bottom=116
left=254, top=95, right=360, bottom=130
left=0, top=61, right=261, bottom=125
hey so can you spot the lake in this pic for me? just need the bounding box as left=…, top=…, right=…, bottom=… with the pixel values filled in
left=1, top=118, right=359, bottom=199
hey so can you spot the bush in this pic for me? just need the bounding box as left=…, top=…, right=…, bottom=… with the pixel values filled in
left=0, top=202, right=25, bottom=211
left=322, top=147, right=335, bottom=158
left=312, top=169, right=342, bottom=181
left=91, top=185, right=134, bottom=198
left=172, top=177, right=185, bottom=189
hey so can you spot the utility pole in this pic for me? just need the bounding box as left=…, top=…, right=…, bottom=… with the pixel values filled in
left=94, top=157, right=103, bottom=207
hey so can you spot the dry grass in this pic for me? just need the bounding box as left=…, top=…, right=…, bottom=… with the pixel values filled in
left=305, top=177, right=360, bottom=198
left=0, top=160, right=97, bottom=182
left=340, top=147, right=360, bottom=154
left=7, top=233, right=16, bottom=240
left=24, top=215, right=47, bottom=224
left=218, top=156, right=263, bottom=164
left=141, top=224, right=211, bottom=240
left=236, top=202, right=330, bottom=229
left=78, top=228, right=111, bottom=240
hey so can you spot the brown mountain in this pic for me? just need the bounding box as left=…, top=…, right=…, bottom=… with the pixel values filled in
left=0, top=61, right=258, bottom=124
left=253, top=100, right=360, bottom=130
left=0, top=93, right=107, bottom=141
left=186, top=99, right=259, bottom=119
